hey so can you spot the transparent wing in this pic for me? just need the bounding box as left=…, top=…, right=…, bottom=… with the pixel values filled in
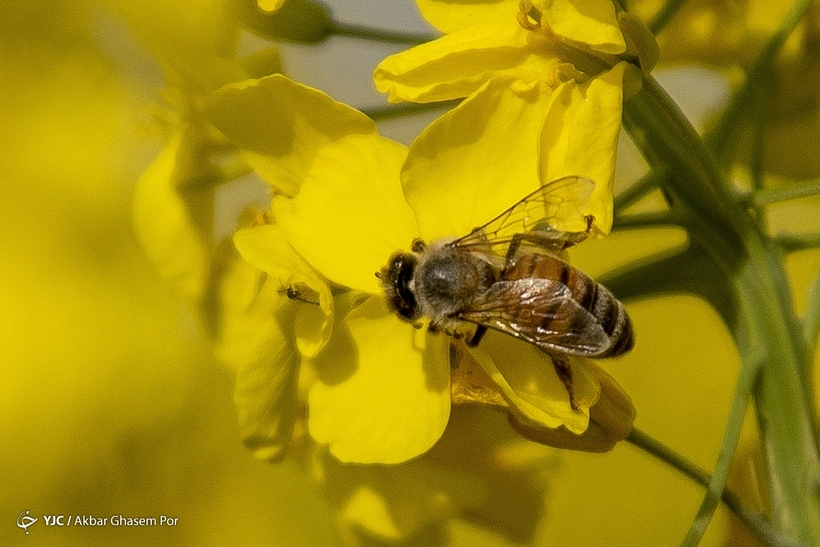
left=458, top=277, right=611, bottom=356
left=448, top=176, right=597, bottom=256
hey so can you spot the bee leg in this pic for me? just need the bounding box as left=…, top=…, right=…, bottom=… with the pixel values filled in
left=550, top=354, right=580, bottom=412
left=504, top=232, right=578, bottom=269
left=466, top=325, right=487, bottom=347
left=504, top=233, right=526, bottom=266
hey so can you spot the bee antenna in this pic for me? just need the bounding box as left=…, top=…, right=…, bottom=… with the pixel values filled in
left=374, top=272, right=382, bottom=279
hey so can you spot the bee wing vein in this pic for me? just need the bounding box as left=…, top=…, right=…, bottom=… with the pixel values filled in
left=448, top=175, right=595, bottom=255
left=459, top=278, right=611, bottom=356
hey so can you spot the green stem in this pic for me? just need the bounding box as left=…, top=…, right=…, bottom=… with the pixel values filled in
left=740, top=178, right=820, bottom=207
left=774, top=232, right=820, bottom=252
left=600, top=243, right=737, bottom=328
left=329, top=22, right=439, bottom=45
left=647, top=0, right=689, bottom=34
left=749, top=76, right=771, bottom=226
left=679, top=337, right=762, bottom=547
left=804, top=272, right=820, bottom=353
left=627, top=76, right=730, bottom=211
left=627, top=428, right=802, bottom=547
left=624, top=72, right=820, bottom=545
left=613, top=171, right=663, bottom=213
left=743, top=237, right=820, bottom=545
left=612, top=210, right=680, bottom=230
left=363, top=99, right=461, bottom=122
left=704, top=0, right=816, bottom=166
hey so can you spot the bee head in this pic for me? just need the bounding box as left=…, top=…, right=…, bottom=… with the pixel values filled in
left=378, top=251, right=420, bottom=322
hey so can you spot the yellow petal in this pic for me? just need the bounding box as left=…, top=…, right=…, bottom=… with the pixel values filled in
left=416, top=0, right=518, bottom=33
left=315, top=445, right=484, bottom=541
left=308, top=296, right=451, bottom=464
left=414, top=0, right=624, bottom=54
left=374, top=23, right=559, bottom=103
left=233, top=308, right=301, bottom=462
left=402, top=77, right=556, bottom=242
left=537, top=0, right=625, bottom=55
left=273, top=134, right=417, bottom=293
left=469, top=331, right=599, bottom=433
left=585, top=361, right=636, bottom=445
left=204, top=74, right=376, bottom=196
left=509, top=361, right=635, bottom=452
left=233, top=223, right=333, bottom=357
left=132, top=132, right=209, bottom=300
left=213, top=244, right=300, bottom=462
left=540, top=63, right=626, bottom=235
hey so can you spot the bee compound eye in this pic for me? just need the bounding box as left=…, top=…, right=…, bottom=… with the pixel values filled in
left=384, top=253, right=418, bottom=320
left=396, top=258, right=417, bottom=302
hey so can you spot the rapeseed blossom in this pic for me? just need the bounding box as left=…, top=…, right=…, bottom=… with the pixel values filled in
left=206, top=74, right=634, bottom=464
left=374, top=0, right=654, bottom=235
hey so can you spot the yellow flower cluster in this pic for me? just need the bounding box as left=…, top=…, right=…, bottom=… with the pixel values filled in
left=134, top=0, right=643, bottom=470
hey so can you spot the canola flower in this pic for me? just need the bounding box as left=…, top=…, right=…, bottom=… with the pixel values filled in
left=374, top=0, right=628, bottom=103
left=207, top=74, right=635, bottom=464
left=131, top=0, right=640, bottom=466
left=374, top=0, right=648, bottom=235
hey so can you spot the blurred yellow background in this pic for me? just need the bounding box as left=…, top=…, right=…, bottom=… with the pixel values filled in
left=0, top=1, right=345, bottom=545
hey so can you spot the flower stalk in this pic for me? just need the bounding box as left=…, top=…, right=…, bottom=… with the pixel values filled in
left=623, top=71, right=820, bottom=546
left=626, top=428, right=801, bottom=547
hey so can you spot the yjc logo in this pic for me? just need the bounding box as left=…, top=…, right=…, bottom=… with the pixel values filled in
left=17, top=510, right=37, bottom=535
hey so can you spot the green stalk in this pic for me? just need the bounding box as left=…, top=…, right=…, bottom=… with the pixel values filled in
left=704, top=0, right=816, bottom=165
left=627, top=428, right=801, bottom=547
left=329, top=22, right=439, bottom=45
left=613, top=171, right=663, bottom=213
left=362, top=99, right=461, bottom=121
left=646, top=0, right=689, bottom=34
left=742, top=178, right=820, bottom=207
left=612, top=210, right=680, bottom=230
left=678, top=339, right=762, bottom=547
left=623, top=75, right=820, bottom=544
left=775, top=232, right=820, bottom=252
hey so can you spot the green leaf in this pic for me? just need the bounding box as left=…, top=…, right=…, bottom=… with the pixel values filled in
left=704, top=0, right=816, bottom=166
left=803, top=270, right=820, bottom=361
left=598, top=243, right=737, bottom=329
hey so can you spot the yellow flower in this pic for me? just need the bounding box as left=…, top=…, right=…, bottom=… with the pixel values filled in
left=206, top=74, right=634, bottom=464
left=314, top=405, right=562, bottom=543
left=215, top=218, right=333, bottom=462
left=374, top=0, right=638, bottom=235
left=132, top=128, right=213, bottom=300
left=402, top=68, right=626, bottom=236
left=374, top=0, right=626, bottom=104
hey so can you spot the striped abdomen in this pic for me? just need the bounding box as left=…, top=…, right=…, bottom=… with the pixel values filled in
left=504, top=253, right=634, bottom=357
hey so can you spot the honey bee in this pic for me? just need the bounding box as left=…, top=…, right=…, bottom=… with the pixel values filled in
left=378, top=176, right=633, bottom=410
